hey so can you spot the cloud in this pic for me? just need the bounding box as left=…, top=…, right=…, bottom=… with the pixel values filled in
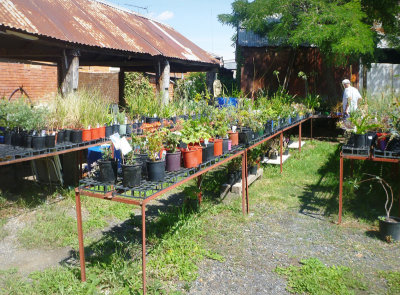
left=156, top=10, right=174, bottom=21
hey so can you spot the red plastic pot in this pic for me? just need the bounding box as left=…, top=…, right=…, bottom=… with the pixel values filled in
left=182, top=148, right=198, bottom=168
left=98, top=126, right=106, bottom=139
left=191, top=146, right=202, bottom=165
left=213, top=138, right=223, bottom=156
left=82, top=128, right=92, bottom=142
left=91, top=128, right=99, bottom=140
left=228, top=131, right=239, bottom=146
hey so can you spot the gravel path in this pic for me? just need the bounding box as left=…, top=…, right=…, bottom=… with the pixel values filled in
left=187, top=201, right=399, bottom=294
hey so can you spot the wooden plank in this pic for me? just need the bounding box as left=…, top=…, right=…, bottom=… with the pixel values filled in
left=231, top=168, right=263, bottom=194
left=262, top=154, right=290, bottom=165
left=288, top=141, right=306, bottom=149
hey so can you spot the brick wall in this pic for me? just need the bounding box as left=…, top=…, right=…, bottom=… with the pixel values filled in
left=78, top=72, right=119, bottom=103
left=0, top=61, right=57, bottom=103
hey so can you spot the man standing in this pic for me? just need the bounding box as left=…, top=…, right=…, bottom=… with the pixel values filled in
left=342, top=79, right=362, bottom=117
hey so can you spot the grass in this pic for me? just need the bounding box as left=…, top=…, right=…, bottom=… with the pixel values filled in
left=1, top=140, right=398, bottom=294
left=276, top=258, right=367, bottom=295
left=379, top=271, right=400, bottom=294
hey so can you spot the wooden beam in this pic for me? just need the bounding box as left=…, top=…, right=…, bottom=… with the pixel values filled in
left=119, top=70, right=126, bottom=107
left=59, top=49, right=80, bottom=95
left=157, top=59, right=170, bottom=105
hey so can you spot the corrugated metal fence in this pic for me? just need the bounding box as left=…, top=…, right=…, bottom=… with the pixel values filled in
left=360, top=63, right=400, bottom=97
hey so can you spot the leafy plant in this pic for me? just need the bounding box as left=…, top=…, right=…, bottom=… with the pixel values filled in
left=146, top=130, right=165, bottom=161
left=101, top=146, right=113, bottom=161
left=164, top=130, right=181, bottom=153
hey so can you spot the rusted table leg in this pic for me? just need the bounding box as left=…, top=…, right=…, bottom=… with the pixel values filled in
left=299, top=123, right=302, bottom=152
left=280, top=132, right=283, bottom=174
left=350, top=159, right=354, bottom=178
left=245, top=151, right=249, bottom=214
left=141, top=204, right=147, bottom=295
left=75, top=189, right=86, bottom=281
left=339, top=154, right=344, bottom=224
left=241, top=152, right=246, bottom=215
left=197, top=175, right=203, bottom=205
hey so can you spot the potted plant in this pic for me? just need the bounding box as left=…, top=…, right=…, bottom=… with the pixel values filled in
left=146, top=130, right=166, bottom=181
left=180, top=120, right=202, bottom=168
left=98, top=145, right=117, bottom=183
left=359, top=174, right=400, bottom=242
left=348, top=107, right=379, bottom=148
left=165, top=129, right=182, bottom=172
left=122, top=150, right=142, bottom=187
left=30, top=106, right=48, bottom=150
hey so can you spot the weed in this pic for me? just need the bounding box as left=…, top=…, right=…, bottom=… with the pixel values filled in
left=276, top=258, right=367, bottom=294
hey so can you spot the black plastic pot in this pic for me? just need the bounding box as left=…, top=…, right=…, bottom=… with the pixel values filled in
left=122, top=162, right=142, bottom=187
left=201, top=142, right=214, bottom=162
left=45, top=135, right=56, bottom=148
left=239, top=129, right=252, bottom=144
left=147, top=160, right=166, bottom=182
left=284, top=149, right=289, bottom=156
left=270, top=153, right=278, bottom=160
left=145, top=117, right=159, bottom=124
left=112, top=124, right=120, bottom=135
left=64, top=129, right=72, bottom=142
left=222, top=138, right=229, bottom=154
left=137, top=153, right=149, bottom=179
left=166, top=151, right=181, bottom=172
left=4, top=130, right=12, bottom=145
left=105, top=125, right=113, bottom=138
left=32, top=136, right=46, bottom=150
left=23, top=133, right=32, bottom=148
left=353, top=134, right=366, bottom=148
left=11, top=131, right=23, bottom=147
left=170, top=116, right=177, bottom=124
left=71, top=130, right=82, bottom=143
left=379, top=216, right=400, bottom=241
left=98, top=160, right=118, bottom=183
left=57, top=130, right=65, bottom=144
left=178, top=141, right=188, bottom=149
left=249, top=165, right=258, bottom=175
left=126, top=124, right=132, bottom=136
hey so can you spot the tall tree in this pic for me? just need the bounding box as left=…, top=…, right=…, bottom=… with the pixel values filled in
left=219, top=0, right=399, bottom=66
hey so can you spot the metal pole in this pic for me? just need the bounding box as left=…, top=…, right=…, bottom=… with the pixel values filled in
left=280, top=132, right=283, bottom=174
left=350, top=159, right=354, bottom=178
left=339, top=154, right=343, bottom=224
left=141, top=204, right=147, bottom=295
left=75, top=189, right=86, bottom=281
left=197, top=175, right=203, bottom=205
left=299, top=123, right=302, bottom=152
left=245, top=151, right=249, bottom=214
left=241, top=153, right=246, bottom=215
left=310, top=117, right=313, bottom=140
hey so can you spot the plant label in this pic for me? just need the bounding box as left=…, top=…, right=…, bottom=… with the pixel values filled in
left=119, top=137, right=132, bottom=155
left=110, top=133, right=121, bottom=150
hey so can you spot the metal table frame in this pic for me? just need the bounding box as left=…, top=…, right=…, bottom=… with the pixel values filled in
left=338, top=152, right=400, bottom=224
left=75, top=117, right=312, bottom=294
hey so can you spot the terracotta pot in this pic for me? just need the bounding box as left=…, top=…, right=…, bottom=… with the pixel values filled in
left=91, top=128, right=99, bottom=140
left=98, top=126, right=106, bottom=139
left=228, top=131, right=239, bottom=146
left=82, top=128, right=92, bottom=142
left=193, top=146, right=203, bottom=165
left=182, top=148, right=198, bottom=168
left=213, top=138, right=223, bottom=156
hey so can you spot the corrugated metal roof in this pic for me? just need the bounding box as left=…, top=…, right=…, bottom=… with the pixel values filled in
left=238, top=28, right=274, bottom=47
left=0, top=0, right=219, bottom=65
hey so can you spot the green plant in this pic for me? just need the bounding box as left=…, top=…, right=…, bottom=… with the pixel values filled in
left=101, top=146, right=113, bottom=161
left=146, top=130, right=165, bottom=161
left=164, top=129, right=181, bottom=153
left=276, top=258, right=366, bottom=294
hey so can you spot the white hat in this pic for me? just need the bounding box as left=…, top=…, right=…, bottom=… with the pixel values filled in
left=342, top=79, right=351, bottom=85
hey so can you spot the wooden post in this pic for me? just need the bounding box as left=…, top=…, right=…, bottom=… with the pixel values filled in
left=119, top=69, right=126, bottom=107
left=157, top=59, right=170, bottom=105
left=206, top=71, right=217, bottom=97
left=59, top=49, right=80, bottom=95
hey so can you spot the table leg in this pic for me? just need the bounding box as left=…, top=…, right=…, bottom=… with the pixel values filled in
left=350, top=159, right=354, bottom=178
left=197, top=175, right=203, bottom=205
left=339, top=155, right=343, bottom=224
left=311, top=117, right=313, bottom=140
left=280, top=133, right=283, bottom=174
left=245, top=151, right=249, bottom=214
left=299, top=123, right=302, bottom=152
left=141, top=204, right=147, bottom=295
left=75, top=189, right=86, bottom=281
left=241, top=153, right=246, bottom=215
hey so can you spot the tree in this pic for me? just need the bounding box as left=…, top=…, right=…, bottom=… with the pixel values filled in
left=219, top=0, right=399, bottom=66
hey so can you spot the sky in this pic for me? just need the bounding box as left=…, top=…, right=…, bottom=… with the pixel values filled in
left=106, top=0, right=236, bottom=60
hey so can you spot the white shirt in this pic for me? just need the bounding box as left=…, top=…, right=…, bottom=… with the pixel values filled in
left=343, top=86, right=362, bottom=113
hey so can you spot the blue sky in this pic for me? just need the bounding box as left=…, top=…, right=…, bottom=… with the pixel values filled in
left=107, top=0, right=236, bottom=60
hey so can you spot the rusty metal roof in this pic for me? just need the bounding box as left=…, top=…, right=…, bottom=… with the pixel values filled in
left=0, top=0, right=219, bottom=65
